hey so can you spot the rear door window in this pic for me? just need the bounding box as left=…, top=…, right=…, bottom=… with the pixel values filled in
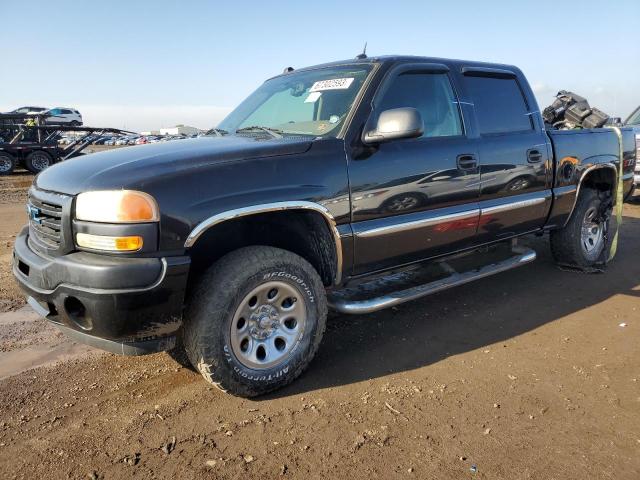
left=464, top=76, right=532, bottom=134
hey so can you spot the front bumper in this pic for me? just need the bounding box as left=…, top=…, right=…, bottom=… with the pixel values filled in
left=12, top=226, right=190, bottom=355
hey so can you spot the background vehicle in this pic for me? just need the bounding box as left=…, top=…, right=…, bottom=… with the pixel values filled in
left=41, top=107, right=83, bottom=126
left=8, top=106, right=48, bottom=114
left=0, top=124, right=134, bottom=174
left=626, top=106, right=640, bottom=127
left=12, top=55, right=637, bottom=397
left=624, top=106, right=640, bottom=194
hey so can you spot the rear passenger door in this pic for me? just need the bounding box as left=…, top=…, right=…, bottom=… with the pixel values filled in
left=461, top=69, right=552, bottom=243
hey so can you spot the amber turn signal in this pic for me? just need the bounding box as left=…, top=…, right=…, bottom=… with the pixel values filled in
left=76, top=233, right=143, bottom=252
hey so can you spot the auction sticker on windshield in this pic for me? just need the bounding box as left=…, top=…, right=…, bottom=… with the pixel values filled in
left=310, top=78, right=354, bottom=92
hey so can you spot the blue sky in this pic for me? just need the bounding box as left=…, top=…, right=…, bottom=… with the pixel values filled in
left=1, top=0, right=638, bottom=132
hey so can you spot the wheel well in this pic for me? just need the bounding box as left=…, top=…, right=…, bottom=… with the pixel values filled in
left=187, top=210, right=338, bottom=287
left=581, top=166, right=616, bottom=196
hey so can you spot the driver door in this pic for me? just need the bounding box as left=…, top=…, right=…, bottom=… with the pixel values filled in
left=348, top=64, right=481, bottom=275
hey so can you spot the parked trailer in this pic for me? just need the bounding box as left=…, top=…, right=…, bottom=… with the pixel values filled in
left=0, top=123, right=135, bottom=175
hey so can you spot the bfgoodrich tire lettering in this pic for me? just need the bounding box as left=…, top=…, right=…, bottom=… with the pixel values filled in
left=182, top=246, right=327, bottom=397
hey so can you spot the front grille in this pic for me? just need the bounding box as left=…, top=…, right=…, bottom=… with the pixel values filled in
left=27, top=189, right=70, bottom=253
left=29, top=196, right=63, bottom=247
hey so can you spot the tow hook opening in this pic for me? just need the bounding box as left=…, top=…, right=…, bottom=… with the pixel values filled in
left=64, top=296, right=92, bottom=331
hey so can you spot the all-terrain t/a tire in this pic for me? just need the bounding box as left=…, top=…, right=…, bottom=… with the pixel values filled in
left=0, top=152, right=16, bottom=175
left=183, top=246, right=328, bottom=397
left=25, top=150, right=53, bottom=174
left=550, top=187, right=611, bottom=269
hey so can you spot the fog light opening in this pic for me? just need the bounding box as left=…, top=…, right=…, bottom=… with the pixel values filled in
left=64, top=296, right=92, bottom=331
left=18, top=260, right=30, bottom=276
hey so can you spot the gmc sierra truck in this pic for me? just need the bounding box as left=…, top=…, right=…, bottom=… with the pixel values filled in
left=13, top=55, right=637, bottom=396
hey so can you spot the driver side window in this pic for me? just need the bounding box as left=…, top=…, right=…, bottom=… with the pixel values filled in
left=377, top=72, right=463, bottom=138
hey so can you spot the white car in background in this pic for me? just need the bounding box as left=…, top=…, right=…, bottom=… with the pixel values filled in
left=37, top=107, right=83, bottom=126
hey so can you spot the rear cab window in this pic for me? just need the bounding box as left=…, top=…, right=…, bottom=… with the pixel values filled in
left=464, top=74, right=533, bottom=135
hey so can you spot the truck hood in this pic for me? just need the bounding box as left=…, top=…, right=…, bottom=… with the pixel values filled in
left=35, top=136, right=313, bottom=195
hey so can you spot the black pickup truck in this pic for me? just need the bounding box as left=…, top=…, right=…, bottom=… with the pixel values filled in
left=13, top=55, right=637, bottom=396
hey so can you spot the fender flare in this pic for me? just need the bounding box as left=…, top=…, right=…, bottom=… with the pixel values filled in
left=184, top=201, right=343, bottom=285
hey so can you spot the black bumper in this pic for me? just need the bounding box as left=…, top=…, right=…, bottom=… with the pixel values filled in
left=13, top=226, right=190, bottom=355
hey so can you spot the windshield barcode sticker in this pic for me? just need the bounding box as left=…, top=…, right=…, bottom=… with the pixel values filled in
left=310, top=78, right=354, bottom=92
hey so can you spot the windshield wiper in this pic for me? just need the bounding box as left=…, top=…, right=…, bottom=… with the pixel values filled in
left=235, top=125, right=283, bottom=139
left=205, top=128, right=229, bottom=137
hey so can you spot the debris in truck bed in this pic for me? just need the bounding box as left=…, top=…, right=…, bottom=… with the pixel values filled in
left=543, top=90, right=612, bottom=129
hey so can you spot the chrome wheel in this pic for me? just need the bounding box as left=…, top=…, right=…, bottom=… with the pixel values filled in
left=230, top=280, right=306, bottom=370
left=581, top=206, right=604, bottom=255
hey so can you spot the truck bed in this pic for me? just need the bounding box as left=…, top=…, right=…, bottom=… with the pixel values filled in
left=545, top=127, right=636, bottom=227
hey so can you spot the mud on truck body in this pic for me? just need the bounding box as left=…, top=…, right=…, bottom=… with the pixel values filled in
left=13, top=55, right=637, bottom=396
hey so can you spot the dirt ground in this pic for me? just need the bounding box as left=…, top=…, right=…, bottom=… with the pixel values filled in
left=0, top=174, right=639, bottom=479
left=0, top=172, right=31, bottom=312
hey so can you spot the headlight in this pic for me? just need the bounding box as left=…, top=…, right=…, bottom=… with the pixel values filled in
left=75, top=190, right=159, bottom=223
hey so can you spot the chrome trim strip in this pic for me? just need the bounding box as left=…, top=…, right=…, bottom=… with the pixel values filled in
left=357, top=209, right=480, bottom=238
left=184, top=201, right=343, bottom=285
left=480, top=196, right=547, bottom=215
left=563, top=163, right=617, bottom=227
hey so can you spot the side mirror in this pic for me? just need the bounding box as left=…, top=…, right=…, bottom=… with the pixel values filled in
left=363, top=107, right=424, bottom=144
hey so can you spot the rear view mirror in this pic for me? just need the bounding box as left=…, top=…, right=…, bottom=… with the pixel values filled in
left=363, top=107, right=424, bottom=144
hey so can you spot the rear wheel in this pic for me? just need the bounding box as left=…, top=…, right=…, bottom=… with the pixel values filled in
left=25, top=150, right=53, bottom=174
left=183, top=246, right=327, bottom=397
left=0, top=152, right=16, bottom=175
left=550, top=187, right=611, bottom=268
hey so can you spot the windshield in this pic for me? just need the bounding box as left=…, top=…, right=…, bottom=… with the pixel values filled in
left=627, top=107, right=640, bottom=125
left=218, top=65, right=372, bottom=137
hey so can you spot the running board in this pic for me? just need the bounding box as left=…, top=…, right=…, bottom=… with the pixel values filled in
left=328, top=246, right=536, bottom=314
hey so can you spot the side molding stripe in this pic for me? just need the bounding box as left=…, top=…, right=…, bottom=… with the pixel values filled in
left=184, top=202, right=343, bottom=285
left=357, top=209, right=480, bottom=238
left=480, top=196, right=547, bottom=215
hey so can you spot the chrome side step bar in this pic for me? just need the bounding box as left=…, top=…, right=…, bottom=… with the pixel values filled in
left=328, top=246, right=536, bottom=315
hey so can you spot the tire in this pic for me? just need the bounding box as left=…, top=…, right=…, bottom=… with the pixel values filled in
left=183, top=246, right=327, bottom=397
left=70, top=121, right=80, bottom=126
left=550, top=187, right=611, bottom=268
left=25, top=150, right=53, bottom=174
left=0, top=152, right=16, bottom=175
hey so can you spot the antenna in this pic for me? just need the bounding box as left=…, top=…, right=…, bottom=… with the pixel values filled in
left=356, top=42, right=367, bottom=59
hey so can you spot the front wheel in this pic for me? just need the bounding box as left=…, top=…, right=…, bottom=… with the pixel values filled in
left=183, top=246, right=327, bottom=397
left=550, top=187, right=611, bottom=268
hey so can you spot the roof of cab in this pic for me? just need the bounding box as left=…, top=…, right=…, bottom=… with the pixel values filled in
left=273, top=55, right=522, bottom=79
